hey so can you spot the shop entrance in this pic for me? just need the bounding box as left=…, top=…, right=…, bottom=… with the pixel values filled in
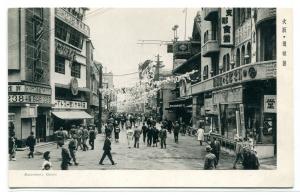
left=36, top=114, right=46, bottom=142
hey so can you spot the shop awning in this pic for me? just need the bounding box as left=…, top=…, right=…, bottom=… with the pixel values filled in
left=52, top=111, right=93, bottom=120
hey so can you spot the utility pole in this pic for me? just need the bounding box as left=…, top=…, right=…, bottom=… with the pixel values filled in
left=154, top=54, right=164, bottom=121
left=98, top=64, right=103, bottom=133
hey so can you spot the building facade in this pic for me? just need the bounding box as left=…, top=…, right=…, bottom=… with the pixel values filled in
left=50, top=8, right=93, bottom=133
left=8, top=8, right=52, bottom=145
left=191, top=8, right=276, bottom=158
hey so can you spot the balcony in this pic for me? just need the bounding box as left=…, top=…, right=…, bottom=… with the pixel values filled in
left=55, top=8, right=90, bottom=37
left=191, top=60, right=276, bottom=95
left=256, top=8, right=276, bottom=26
left=202, top=40, right=219, bottom=57
left=203, top=8, right=219, bottom=21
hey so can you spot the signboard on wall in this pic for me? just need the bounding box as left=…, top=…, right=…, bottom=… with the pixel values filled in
left=8, top=94, right=51, bottom=104
left=21, top=106, right=37, bottom=118
left=8, top=84, right=51, bottom=95
left=54, top=100, right=87, bottom=109
left=220, top=8, right=234, bottom=47
left=213, top=86, right=243, bottom=104
left=264, top=95, right=276, bottom=113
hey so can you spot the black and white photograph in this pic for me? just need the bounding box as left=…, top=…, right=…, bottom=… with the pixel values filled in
left=5, top=3, right=295, bottom=188
left=7, top=7, right=277, bottom=171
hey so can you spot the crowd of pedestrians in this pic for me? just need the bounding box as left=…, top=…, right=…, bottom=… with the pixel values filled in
left=9, top=112, right=260, bottom=170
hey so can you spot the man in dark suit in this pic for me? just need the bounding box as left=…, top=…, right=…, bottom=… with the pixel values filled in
left=99, top=136, right=116, bottom=165
left=210, top=137, right=221, bottom=165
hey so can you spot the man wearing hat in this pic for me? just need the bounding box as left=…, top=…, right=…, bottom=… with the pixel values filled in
left=59, top=142, right=72, bottom=170
left=133, top=124, right=141, bottom=148
left=76, top=126, right=83, bottom=150
left=88, top=125, right=96, bottom=150
left=99, top=136, right=116, bottom=165
left=173, top=121, right=180, bottom=143
left=204, top=145, right=217, bottom=170
left=233, top=136, right=244, bottom=169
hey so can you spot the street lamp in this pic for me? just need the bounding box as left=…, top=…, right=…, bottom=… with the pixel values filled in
left=172, top=25, right=179, bottom=42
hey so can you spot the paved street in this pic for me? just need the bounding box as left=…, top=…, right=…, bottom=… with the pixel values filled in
left=9, top=125, right=276, bottom=170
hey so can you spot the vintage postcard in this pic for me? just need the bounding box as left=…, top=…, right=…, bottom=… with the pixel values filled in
left=7, top=7, right=293, bottom=188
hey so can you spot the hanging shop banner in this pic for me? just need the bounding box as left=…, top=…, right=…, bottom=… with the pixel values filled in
left=8, top=84, right=51, bottom=95
left=213, top=69, right=242, bottom=88
left=220, top=8, right=234, bottom=47
left=54, top=100, right=87, bottom=110
left=264, top=95, right=276, bottom=113
left=55, top=41, right=77, bottom=61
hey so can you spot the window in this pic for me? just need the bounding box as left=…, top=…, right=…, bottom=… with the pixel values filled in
left=55, top=55, right=65, bottom=74
left=246, top=42, right=251, bottom=64
left=236, top=48, right=241, bottom=67
left=69, top=29, right=83, bottom=49
left=241, top=45, right=245, bottom=65
left=55, top=19, right=68, bottom=41
left=240, top=8, right=245, bottom=25
left=71, top=62, right=81, bottom=78
left=203, top=65, right=209, bottom=80
left=226, top=54, right=230, bottom=71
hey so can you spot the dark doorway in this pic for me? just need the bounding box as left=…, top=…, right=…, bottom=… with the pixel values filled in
left=36, top=114, right=46, bottom=142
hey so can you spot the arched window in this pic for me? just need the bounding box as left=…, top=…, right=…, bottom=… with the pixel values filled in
left=246, top=42, right=251, bottom=64
left=222, top=55, right=226, bottom=72
left=236, top=48, right=240, bottom=67
left=241, top=45, right=245, bottom=65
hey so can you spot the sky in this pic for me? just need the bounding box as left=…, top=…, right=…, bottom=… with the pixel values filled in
left=85, top=8, right=200, bottom=88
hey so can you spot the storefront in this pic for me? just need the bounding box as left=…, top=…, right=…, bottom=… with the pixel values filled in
left=8, top=83, right=52, bottom=145
left=168, top=97, right=192, bottom=124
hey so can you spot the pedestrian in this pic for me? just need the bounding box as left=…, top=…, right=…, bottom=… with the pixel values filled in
left=106, top=123, right=113, bottom=138
left=233, top=137, right=244, bottom=169
left=147, top=125, right=153, bottom=147
left=152, top=126, right=159, bottom=147
left=120, top=114, right=126, bottom=130
left=89, top=126, right=96, bottom=150
left=197, top=124, right=205, bottom=146
left=9, top=130, right=17, bottom=161
left=59, top=142, right=72, bottom=170
left=159, top=125, right=167, bottom=149
left=114, top=125, right=120, bottom=142
left=68, top=136, right=79, bottom=166
left=133, top=125, right=141, bottom=148
left=70, top=125, right=77, bottom=139
left=56, top=127, right=65, bottom=149
left=167, top=119, right=173, bottom=134
left=82, top=126, right=89, bottom=151
left=204, top=145, right=217, bottom=170
left=141, top=122, right=148, bottom=144
left=99, top=136, right=116, bottom=165
left=242, top=148, right=260, bottom=170
left=42, top=151, right=52, bottom=170
left=210, top=137, right=221, bottom=165
left=126, top=125, right=134, bottom=148
left=76, top=126, right=83, bottom=150
left=173, top=121, right=180, bottom=143
left=26, top=131, right=36, bottom=158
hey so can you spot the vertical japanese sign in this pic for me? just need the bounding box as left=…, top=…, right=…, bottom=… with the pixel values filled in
left=220, top=8, right=234, bottom=47
left=264, top=95, right=277, bottom=113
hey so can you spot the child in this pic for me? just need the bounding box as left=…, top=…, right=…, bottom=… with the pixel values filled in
left=42, top=151, right=52, bottom=170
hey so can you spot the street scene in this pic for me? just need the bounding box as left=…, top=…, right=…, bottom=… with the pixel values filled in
left=8, top=8, right=277, bottom=170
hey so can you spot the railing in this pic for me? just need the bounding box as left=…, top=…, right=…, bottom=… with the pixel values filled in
left=192, top=60, right=276, bottom=95
left=55, top=8, right=90, bottom=37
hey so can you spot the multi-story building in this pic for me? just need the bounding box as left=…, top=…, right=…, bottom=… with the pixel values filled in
left=168, top=11, right=202, bottom=125
left=191, top=8, right=276, bottom=158
left=8, top=8, right=52, bottom=144
left=50, top=8, right=93, bottom=132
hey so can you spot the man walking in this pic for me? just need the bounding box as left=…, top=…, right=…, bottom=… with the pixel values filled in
left=76, top=126, right=83, bottom=150
left=159, top=125, right=167, bottom=149
left=210, top=137, right=221, bottom=165
left=147, top=125, right=153, bottom=147
left=99, top=136, right=116, bottom=165
left=26, top=131, right=36, bottom=158
left=68, top=136, right=79, bottom=166
left=233, top=137, right=244, bottom=169
left=88, top=126, right=96, bottom=150
left=59, top=142, right=72, bottom=170
left=82, top=126, right=89, bottom=151
left=173, top=121, right=180, bottom=143
left=141, top=123, right=148, bottom=144
left=197, top=124, right=205, bottom=146
left=133, top=125, right=141, bottom=148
